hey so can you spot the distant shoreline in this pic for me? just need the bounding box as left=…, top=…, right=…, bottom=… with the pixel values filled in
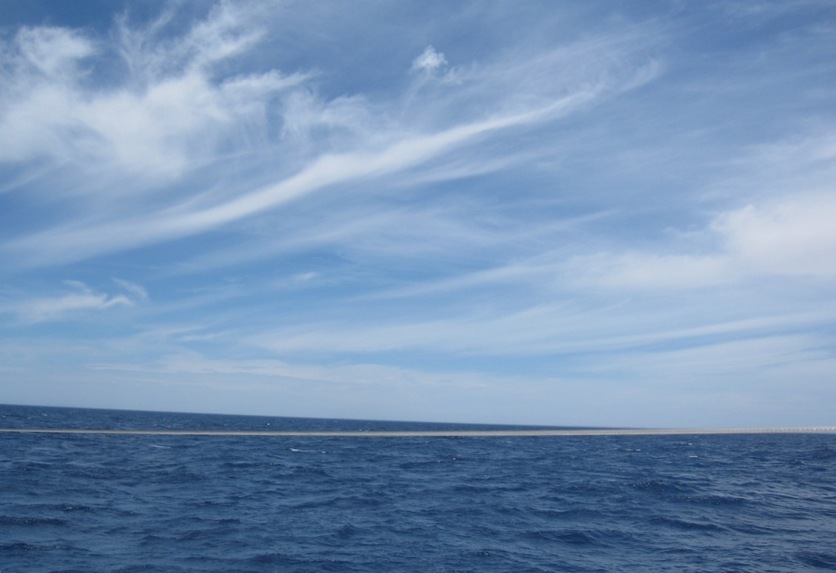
left=1, top=427, right=834, bottom=437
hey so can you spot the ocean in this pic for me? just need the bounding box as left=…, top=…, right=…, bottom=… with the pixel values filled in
left=1, top=405, right=834, bottom=572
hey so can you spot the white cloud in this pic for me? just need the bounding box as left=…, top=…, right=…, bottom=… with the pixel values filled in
left=716, top=192, right=836, bottom=277
left=14, top=283, right=131, bottom=323
left=279, top=90, right=383, bottom=156
left=13, top=26, right=95, bottom=77
left=567, top=190, right=836, bottom=293
left=0, top=8, right=662, bottom=269
left=411, top=46, right=448, bottom=74
left=247, top=295, right=810, bottom=357
left=72, top=69, right=302, bottom=177
left=2, top=87, right=603, bottom=266
left=0, top=6, right=300, bottom=179
left=114, top=1, right=263, bottom=81
left=113, top=278, right=149, bottom=301
left=566, top=252, right=730, bottom=291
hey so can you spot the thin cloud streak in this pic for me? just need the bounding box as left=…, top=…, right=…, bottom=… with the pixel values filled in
left=2, top=280, right=145, bottom=324
left=248, top=302, right=836, bottom=358
left=0, top=6, right=659, bottom=268
left=1, top=75, right=617, bottom=266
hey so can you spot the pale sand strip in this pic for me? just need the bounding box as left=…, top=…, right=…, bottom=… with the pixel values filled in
left=0, top=427, right=834, bottom=437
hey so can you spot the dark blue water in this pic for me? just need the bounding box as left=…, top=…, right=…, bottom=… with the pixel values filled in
left=1, top=405, right=834, bottom=572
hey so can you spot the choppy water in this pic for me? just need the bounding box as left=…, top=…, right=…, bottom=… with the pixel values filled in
left=1, top=405, right=834, bottom=572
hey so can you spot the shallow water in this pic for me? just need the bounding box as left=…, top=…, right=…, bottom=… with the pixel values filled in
left=1, top=405, right=834, bottom=572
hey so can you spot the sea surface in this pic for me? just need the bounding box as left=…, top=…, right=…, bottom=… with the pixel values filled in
left=1, top=405, right=834, bottom=572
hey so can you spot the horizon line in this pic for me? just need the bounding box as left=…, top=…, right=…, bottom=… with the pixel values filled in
left=1, top=427, right=834, bottom=437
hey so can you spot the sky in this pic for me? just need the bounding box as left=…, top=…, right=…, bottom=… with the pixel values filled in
left=1, top=0, right=835, bottom=428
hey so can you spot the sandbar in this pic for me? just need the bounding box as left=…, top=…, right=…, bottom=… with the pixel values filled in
left=0, top=427, right=833, bottom=437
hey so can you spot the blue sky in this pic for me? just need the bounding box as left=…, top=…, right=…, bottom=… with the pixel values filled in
left=1, top=1, right=835, bottom=427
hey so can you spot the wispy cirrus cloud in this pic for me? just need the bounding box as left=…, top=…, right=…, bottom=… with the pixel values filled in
left=3, top=1, right=834, bottom=427
left=247, top=298, right=836, bottom=359
left=0, top=4, right=302, bottom=183
left=0, top=4, right=660, bottom=268
left=4, top=279, right=146, bottom=324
